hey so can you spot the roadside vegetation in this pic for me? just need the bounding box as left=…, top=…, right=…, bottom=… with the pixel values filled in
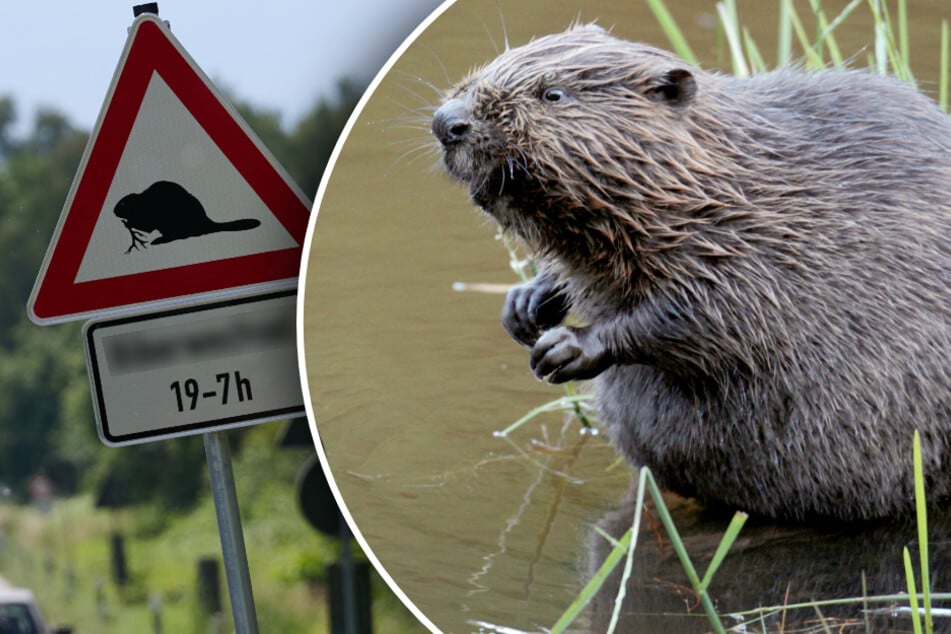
left=0, top=82, right=426, bottom=633
left=0, top=424, right=424, bottom=633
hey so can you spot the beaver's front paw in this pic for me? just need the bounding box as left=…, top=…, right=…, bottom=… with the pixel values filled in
left=529, top=326, right=611, bottom=383
left=502, top=275, right=569, bottom=347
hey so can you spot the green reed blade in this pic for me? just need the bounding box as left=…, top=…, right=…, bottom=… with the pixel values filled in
left=716, top=0, right=750, bottom=77
left=743, top=27, right=768, bottom=74
left=642, top=468, right=727, bottom=634
left=644, top=0, right=699, bottom=64
left=813, top=603, right=834, bottom=634
left=495, top=394, right=591, bottom=437
left=904, top=546, right=923, bottom=634
left=549, top=471, right=647, bottom=634
left=549, top=527, right=632, bottom=633
left=814, top=0, right=863, bottom=66
left=699, top=510, right=749, bottom=592
left=787, top=2, right=825, bottom=69
left=913, top=430, right=933, bottom=633
left=809, top=0, right=843, bottom=66
left=861, top=571, right=872, bottom=633
left=941, top=21, right=949, bottom=112
left=777, top=0, right=793, bottom=66
left=899, top=0, right=910, bottom=68
left=606, top=471, right=649, bottom=634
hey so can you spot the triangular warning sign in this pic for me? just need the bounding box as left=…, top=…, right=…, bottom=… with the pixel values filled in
left=28, top=14, right=311, bottom=325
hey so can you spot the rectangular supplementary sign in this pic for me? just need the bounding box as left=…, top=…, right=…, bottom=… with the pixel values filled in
left=84, top=290, right=304, bottom=446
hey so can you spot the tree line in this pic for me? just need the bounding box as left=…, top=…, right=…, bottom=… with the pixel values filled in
left=0, top=80, right=363, bottom=511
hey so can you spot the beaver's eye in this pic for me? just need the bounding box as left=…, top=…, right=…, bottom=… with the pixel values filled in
left=542, top=87, right=567, bottom=103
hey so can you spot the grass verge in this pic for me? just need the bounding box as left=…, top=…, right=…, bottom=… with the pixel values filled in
left=0, top=424, right=425, bottom=633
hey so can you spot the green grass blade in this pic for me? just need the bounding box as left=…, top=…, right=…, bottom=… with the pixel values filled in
left=606, top=471, right=649, bottom=633
left=787, top=2, right=825, bottom=69
left=699, top=511, right=748, bottom=591
left=898, top=0, right=910, bottom=68
left=869, top=0, right=888, bottom=75
left=550, top=527, right=632, bottom=633
left=742, top=27, right=768, bottom=74
left=642, top=469, right=727, bottom=634
left=716, top=0, right=750, bottom=77
left=913, top=431, right=933, bottom=633
left=904, top=546, right=923, bottom=634
left=644, top=0, right=699, bottom=64
left=592, top=525, right=621, bottom=549
left=495, top=394, right=592, bottom=436
left=642, top=470, right=701, bottom=588
left=941, top=21, right=949, bottom=112
left=815, top=0, right=863, bottom=62
left=862, top=571, right=872, bottom=633
left=809, top=0, right=843, bottom=66
left=728, top=592, right=951, bottom=619
left=561, top=381, right=594, bottom=428
left=813, top=603, right=834, bottom=634
left=550, top=471, right=648, bottom=634
left=882, top=0, right=914, bottom=81
left=777, top=0, right=793, bottom=66
left=868, top=0, right=914, bottom=81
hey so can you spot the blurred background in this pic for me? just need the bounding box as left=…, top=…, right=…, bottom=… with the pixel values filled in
left=0, top=1, right=441, bottom=632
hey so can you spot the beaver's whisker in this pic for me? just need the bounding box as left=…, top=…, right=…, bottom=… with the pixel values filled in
left=392, top=141, right=438, bottom=167
left=512, top=146, right=530, bottom=173
left=506, top=155, right=516, bottom=179
left=391, top=72, right=446, bottom=105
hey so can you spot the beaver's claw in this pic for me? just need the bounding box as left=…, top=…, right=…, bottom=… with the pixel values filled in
left=124, top=226, right=151, bottom=253
left=501, top=274, right=569, bottom=347
left=529, top=326, right=611, bottom=383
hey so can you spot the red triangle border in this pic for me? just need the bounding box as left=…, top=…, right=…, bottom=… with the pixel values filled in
left=29, top=15, right=311, bottom=324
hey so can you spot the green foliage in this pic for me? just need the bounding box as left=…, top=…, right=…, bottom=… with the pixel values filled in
left=0, top=70, right=410, bottom=633
left=0, top=78, right=362, bottom=509
left=233, top=78, right=364, bottom=198
left=0, top=106, right=91, bottom=499
left=92, top=436, right=210, bottom=513
left=0, top=456, right=424, bottom=634
left=551, top=468, right=747, bottom=634
left=286, top=79, right=364, bottom=194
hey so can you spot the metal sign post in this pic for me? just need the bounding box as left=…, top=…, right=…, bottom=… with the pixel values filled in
left=204, top=430, right=259, bottom=634
left=36, top=5, right=316, bottom=631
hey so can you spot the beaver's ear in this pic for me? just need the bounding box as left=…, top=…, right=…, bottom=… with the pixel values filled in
left=645, top=69, right=696, bottom=108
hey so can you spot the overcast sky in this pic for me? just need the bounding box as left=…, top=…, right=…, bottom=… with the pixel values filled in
left=1, top=0, right=445, bottom=136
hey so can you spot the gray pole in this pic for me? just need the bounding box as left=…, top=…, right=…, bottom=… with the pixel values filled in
left=204, top=431, right=259, bottom=634
left=339, top=514, right=357, bottom=634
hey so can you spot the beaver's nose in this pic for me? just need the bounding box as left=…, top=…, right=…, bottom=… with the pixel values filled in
left=432, top=99, right=471, bottom=145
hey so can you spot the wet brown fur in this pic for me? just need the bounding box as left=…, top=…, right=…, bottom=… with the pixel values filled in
left=434, top=24, right=951, bottom=521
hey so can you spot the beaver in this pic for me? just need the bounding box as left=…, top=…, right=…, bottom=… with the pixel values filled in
left=432, top=24, right=951, bottom=522
left=114, top=180, right=261, bottom=253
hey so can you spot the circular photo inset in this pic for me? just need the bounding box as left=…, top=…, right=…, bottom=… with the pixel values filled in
left=299, top=0, right=951, bottom=632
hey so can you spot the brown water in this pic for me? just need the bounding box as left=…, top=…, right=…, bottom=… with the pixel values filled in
left=300, top=1, right=951, bottom=632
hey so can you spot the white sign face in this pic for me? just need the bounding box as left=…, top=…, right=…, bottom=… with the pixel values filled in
left=74, top=72, right=298, bottom=283
left=84, top=290, right=304, bottom=445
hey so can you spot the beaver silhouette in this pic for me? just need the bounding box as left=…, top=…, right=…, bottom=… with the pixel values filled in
left=113, top=180, right=261, bottom=253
